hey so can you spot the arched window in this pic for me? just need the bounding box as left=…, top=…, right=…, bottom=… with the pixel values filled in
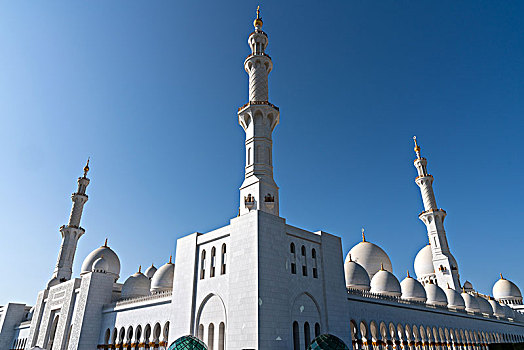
left=304, top=322, right=311, bottom=349
left=153, top=323, right=161, bottom=344
left=135, top=326, right=142, bottom=349
left=119, top=327, right=125, bottom=345
left=208, top=323, right=215, bottom=350
left=312, top=248, right=318, bottom=279
left=219, top=322, right=225, bottom=350
left=112, top=327, right=118, bottom=345
left=290, top=243, right=296, bottom=274
left=200, top=250, right=206, bottom=279
left=198, top=324, right=204, bottom=341
left=301, top=245, right=307, bottom=276
left=105, top=329, right=111, bottom=345
left=210, top=247, right=216, bottom=278
left=315, top=323, right=320, bottom=338
left=293, top=321, right=300, bottom=350
left=221, top=244, right=227, bottom=274
left=161, top=322, right=169, bottom=345
left=144, top=325, right=151, bottom=346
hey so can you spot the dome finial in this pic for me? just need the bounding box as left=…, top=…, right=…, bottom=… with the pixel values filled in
left=361, top=227, right=366, bottom=242
left=413, top=136, right=421, bottom=159
left=138, top=265, right=142, bottom=273
left=380, top=262, right=384, bottom=271
left=169, top=255, right=173, bottom=264
left=407, top=270, right=410, bottom=278
left=103, top=238, right=108, bottom=247
left=253, top=6, right=263, bottom=29
left=462, top=286, right=465, bottom=293
left=447, top=282, right=451, bottom=289
left=83, top=157, right=90, bottom=177
left=500, top=273, right=505, bottom=280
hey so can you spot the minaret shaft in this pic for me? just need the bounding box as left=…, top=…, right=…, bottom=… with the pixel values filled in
left=238, top=8, right=280, bottom=216
left=48, top=161, right=90, bottom=288
left=413, top=137, right=461, bottom=290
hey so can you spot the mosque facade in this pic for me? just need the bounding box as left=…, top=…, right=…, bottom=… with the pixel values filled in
left=1, top=9, right=524, bottom=350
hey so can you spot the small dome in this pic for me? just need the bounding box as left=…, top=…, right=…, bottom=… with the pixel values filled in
left=344, top=255, right=370, bottom=291
left=424, top=282, right=447, bottom=306
left=92, top=256, right=109, bottom=273
left=444, top=286, right=465, bottom=310
left=461, top=292, right=481, bottom=313
left=493, top=275, right=522, bottom=302
left=144, top=264, right=157, bottom=279
left=414, top=245, right=434, bottom=279
left=476, top=295, right=493, bottom=315
left=463, top=280, right=474, bottom=292
left=488, top=299, right=505, bottom=317
left=400, top=272, right=426, bottom=302
left=347, top=237, right=392, bottom=279
left=307, top=334, right=350, bottom=350
left=168, top=335, right=208, bottom=350
left=370, top=267, right=401, bottom=297
left=81, top=240, right=120, bottom=281
left=121, top=267, right=151, bottom=299
left=151, top=257, right=174, bottom=293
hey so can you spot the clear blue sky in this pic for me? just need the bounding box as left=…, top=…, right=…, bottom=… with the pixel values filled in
left=0, top=1, right=523, bottom=305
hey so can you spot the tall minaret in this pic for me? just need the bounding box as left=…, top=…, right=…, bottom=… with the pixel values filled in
left=47, top=159, right=91, bottom=288
left=413, top=137, right=461, bottom=290
left=237, top=7, right=280, bottom=216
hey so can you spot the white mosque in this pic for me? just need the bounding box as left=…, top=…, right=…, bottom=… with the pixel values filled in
left=1, top=8, right=523, bottom=350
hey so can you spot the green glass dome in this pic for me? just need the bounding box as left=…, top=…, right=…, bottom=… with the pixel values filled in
left=307, top=334, right=349, bottom=350
left=168, top=335, right=208, bottom=350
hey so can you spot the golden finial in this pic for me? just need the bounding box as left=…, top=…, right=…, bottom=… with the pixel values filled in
left=380, top=262, right=384, bottom=271
left=348, top=253, right=352, bottom=262
left=361, top=227, right=366, bottom=242
left=83, top=157, right=90, bottom=177
left=169, top=255, right=173, bottom=264
left=407, top=270, right=410, bottom=278
left=447, top=283, right=450, bottom=289
left=462, top=286, right=465, bottom=293
left=103, top=238, right=108, bottom=247
left=413, top=136, right=421, bottom=159
left=500, top=273, right=504, bottom=280
left=138, top=265, right=142, bottom=273
left=254, top=6, right=263, bottom=28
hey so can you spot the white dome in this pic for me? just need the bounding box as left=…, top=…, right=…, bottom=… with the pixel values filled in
left=121, top=268, right=151, bottom=299
left=461, top=292, right=481, bottom=313
left=400, top=274, right=426, bottom=302
left=151, top=259, right=174, bottom=293
left=144, top=264, right=157, bottom=279
left=424, top=282, right=447, bottom=306
left=488, top=299, right=505, bottom=317
left=370, top=268, right=401, bottom=297
left=476, top=296, right=493, bottom=315
left=493, top=276, right=522, bottom=302
left=92, top=256, right=109, bottom=273
left=81, top=241, right=120, bottom=281
left=501, top=304, right=515, bottom=319
left=347, top=240, right=392, bottom=279
left=344, top=256, right=370, bottom=291
left=414, top=245, right=434, bottom=279
left=444, top=287, right=465, bottom=310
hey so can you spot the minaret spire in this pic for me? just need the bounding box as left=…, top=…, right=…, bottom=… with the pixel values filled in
left=47, top=160, right=91, bottom=288
left=412, top=138, right=460, bottom=290
left=237, top=7, right=280, bottom=216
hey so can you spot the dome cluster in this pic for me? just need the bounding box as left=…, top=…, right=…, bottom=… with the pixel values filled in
left=344, top=233, right=523, bottom=318
left=81, top=240, right=175, bottom=300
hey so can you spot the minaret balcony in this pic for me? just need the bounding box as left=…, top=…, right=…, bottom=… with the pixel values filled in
left=238, top=101, right=279, bottom=112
